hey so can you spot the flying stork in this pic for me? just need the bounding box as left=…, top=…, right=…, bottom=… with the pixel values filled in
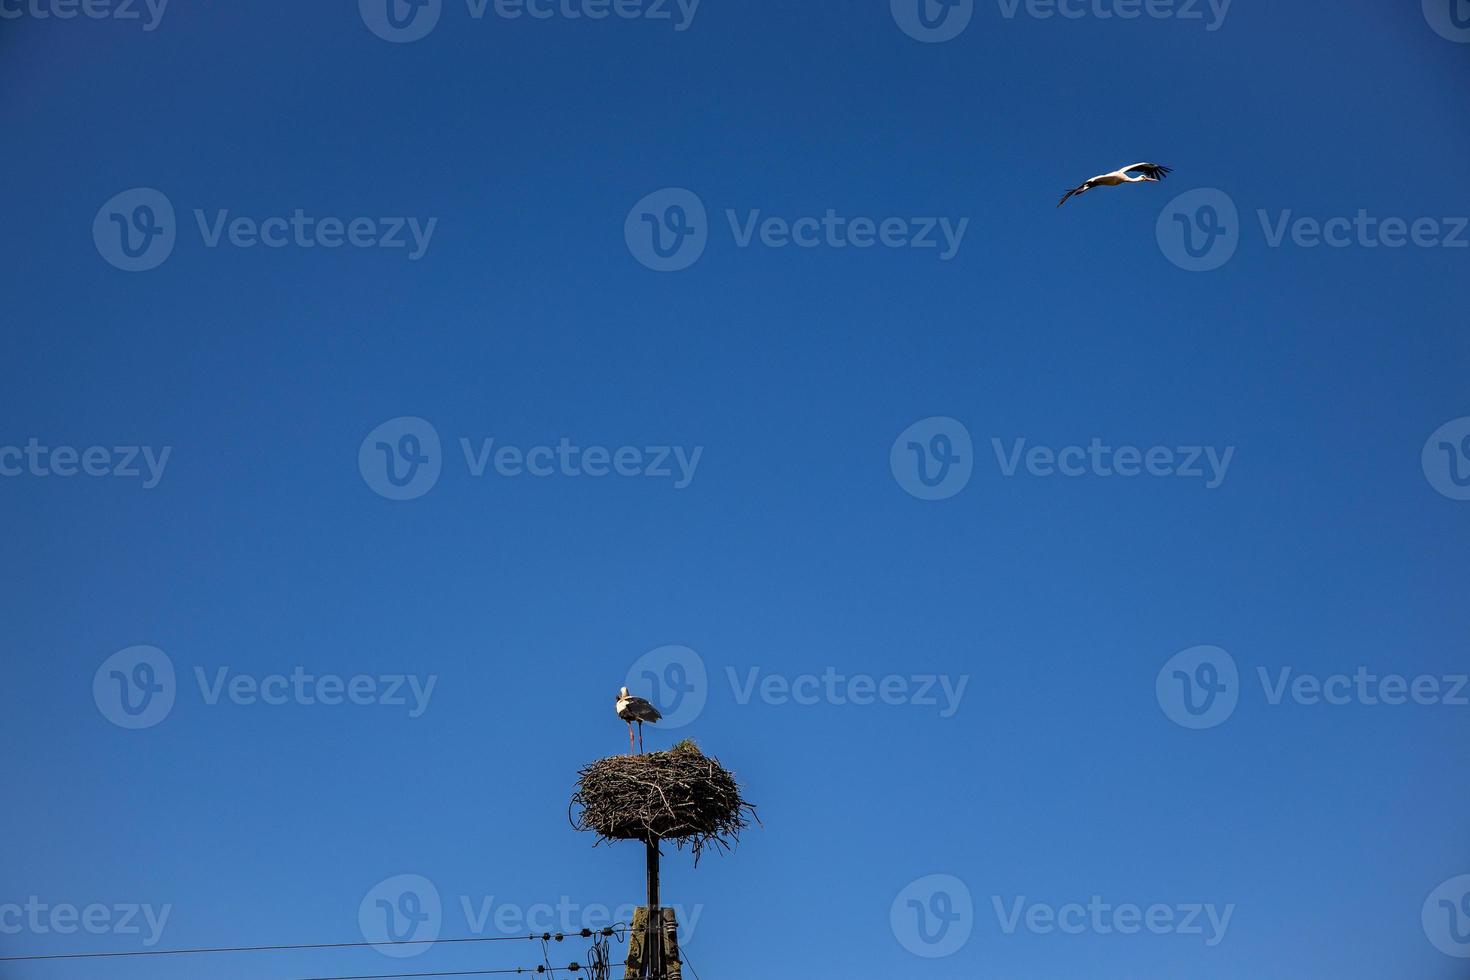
left=1057, top=162, right=1173, bottom=208
left=616, top=686, right=662, bottom=755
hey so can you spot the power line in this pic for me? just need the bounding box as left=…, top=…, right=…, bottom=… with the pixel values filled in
left=0, top=929, right=624, bottom=964
left=680, top=946, right=704, bottom=980
left=298, top=972, right=691, bottom=980
left=299, top=965, right=592, bottom=980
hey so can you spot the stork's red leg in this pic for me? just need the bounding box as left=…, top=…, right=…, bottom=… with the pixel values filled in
left=628, top=722, right=635, bottom=755
left=638, top=721, right=644, bottom=754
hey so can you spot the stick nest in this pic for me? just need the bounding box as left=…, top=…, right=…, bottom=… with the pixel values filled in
left=570, top=741, right=758, bottom=862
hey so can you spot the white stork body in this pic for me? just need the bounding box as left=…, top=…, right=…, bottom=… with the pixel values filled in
left=616, top=686, right=662, bottom=754
left=1058, top=162, right=1172, bottom=208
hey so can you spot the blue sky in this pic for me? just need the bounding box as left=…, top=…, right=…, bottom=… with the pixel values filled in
left=2, top=1, right=1469, bottom=978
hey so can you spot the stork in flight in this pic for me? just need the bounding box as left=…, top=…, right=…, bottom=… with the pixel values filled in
left=616, top=686, right=662, bottom=755
left=1057, top=162, right=1172, bottom=208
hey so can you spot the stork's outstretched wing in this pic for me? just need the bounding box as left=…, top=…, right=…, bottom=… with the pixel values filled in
left=1057, top=182, right=1089, bottom=208
left=1122, top=162, right=1172, bottom=181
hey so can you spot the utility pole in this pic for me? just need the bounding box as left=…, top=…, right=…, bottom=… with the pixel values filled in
left=624, top=836, right=679, bottom=979
left=645, top=837, right=661, bottom=980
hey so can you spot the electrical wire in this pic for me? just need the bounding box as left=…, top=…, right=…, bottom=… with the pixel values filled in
left=0, top=928, right=623, bottom=964
left=299, top=967, right=583, bottom=980
left=304, top=972, right=687, bottom=980
left=585, top=928, right=612, bottom=980
left=680, top=946, right=703, bottom=980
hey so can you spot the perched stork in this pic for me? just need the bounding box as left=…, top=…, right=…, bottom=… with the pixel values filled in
left=1057, top=162, right=1172, bottom=208
left=616, top=686, right=662, bottom=755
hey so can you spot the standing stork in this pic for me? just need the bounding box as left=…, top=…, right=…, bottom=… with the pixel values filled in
left=1057, top=162, right=1173, bottom=208
left=616, top=686, right=662, bottom=755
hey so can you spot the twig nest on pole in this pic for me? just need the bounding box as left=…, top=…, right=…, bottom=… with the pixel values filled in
left=571, top=740, right=758, bottom=862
